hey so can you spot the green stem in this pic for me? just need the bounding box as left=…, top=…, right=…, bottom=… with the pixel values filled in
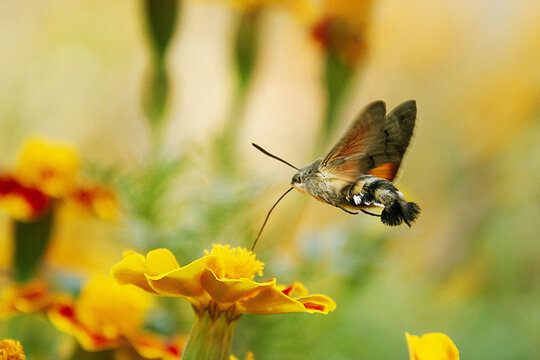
left=181, top=309, right=238, bottom=360
left=235, top=11, right=260, bottom=93
left=143, top=0, right=180, bottom=141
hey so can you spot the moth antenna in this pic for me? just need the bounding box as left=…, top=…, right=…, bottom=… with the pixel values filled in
left=252, top=143, right=299, bottom=171
left=251, top=187, right=294, bottom=252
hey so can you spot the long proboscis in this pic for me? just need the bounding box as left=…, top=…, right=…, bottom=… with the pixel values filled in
left=252, top=143, right=299, bottom=171
left=251, top=187, right=294, bottom=251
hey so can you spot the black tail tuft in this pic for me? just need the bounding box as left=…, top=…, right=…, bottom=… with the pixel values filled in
left=381, top=201, right=420, bottom=227
left=402, top=201, right=420, bottom=227
left=380, top=202, right=402, bottom=226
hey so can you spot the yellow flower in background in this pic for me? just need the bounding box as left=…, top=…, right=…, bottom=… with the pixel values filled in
left=311, top=0, right=375, bottom=65
left=49, top=276, right=149, bottom=348
left=322, top=0, right=373, bottom=29
left=0, top=176, right=50, bottom=221
left=0, top=339, right=26, bottom=360
left=112, top=244, right=336, bottom=316
left=0, top=280, right=54, bottom=318
left=67, top=185, right=121, bottom=222
left=0, top=137, right=120, bottom=222
left=204, top=0, right=317, bottom=22
left=75, top=276, right=152, bottom=340
left=112, top=244, right=335, bottom=360
left=15, top=137, right=79, bottom=198
left=406, top=332, right=459, bottom=360
left=48, top=276, right=183, bottom=359
left=231, top=352, right=254, bottom=360
left=0, top=137, right=122, bottom=285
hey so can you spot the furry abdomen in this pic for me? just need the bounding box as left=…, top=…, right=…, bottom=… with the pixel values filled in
left=341, top=175, right=420, bottom=226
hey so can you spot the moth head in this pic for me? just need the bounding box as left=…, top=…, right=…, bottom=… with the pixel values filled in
left=291, top=172, right=305, bottom=192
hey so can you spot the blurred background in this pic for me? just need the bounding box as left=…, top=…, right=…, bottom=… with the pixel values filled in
left=1, top=0, right=540, bottom=359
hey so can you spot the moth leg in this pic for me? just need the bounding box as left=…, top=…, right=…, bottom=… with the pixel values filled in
left=346, top=175, right=378, bottom=206
left=335, top=203, right=359, bottom=215
left=347, top=179, right=381, bottom=216
left=360, top=177, right=420, bottom=226
left=360, top=209, right=381, bottom=217
left=344, top=175, right=420, bottom=226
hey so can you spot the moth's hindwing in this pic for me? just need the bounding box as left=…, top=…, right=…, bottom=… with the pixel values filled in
left=321, top=100, right=417, bottom=183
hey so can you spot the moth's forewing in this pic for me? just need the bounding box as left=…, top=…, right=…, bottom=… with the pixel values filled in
left=320, top=101, right=387, bottom=182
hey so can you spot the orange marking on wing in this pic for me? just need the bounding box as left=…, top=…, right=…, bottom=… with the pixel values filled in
left=367, top=162, right=399, bottom=181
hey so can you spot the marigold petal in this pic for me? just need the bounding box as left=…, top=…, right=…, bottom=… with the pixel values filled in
left=130, top=333, right=185, bottom=360
left=236, top=287, right=308, bottom=315
left=111, top=252, right=158, bottom=294
left=48, top=298, right=118, bottom=351
left=0, top=175, right=50, bottom=221
left=294, top=295, right=337, bottom=314
left=15, top=137, right=79, bottom=198
left=145, top=248, right=181, bottom=274
left=145, top=256, right=220, bottom=299
left=76, top=276, right=152, bottom=340
left=405, top=332, right=459, bottom=360
left=280, top=282, right=308, bottom=297
left=200, top=268, right=275, bottom=304
left=0, top=280, right=53, bottom=317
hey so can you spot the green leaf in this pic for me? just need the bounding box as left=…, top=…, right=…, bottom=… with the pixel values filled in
left=14, top=209, right=54, bottom=282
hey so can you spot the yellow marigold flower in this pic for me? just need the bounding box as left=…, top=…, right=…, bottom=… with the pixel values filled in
left=15, top=137, right=79, bottom=198
left=49, top=276, right=151, bottom=349
left=112, top=244, right=336, bottom=316
left=1, top=137, right=120, bottom=222
left=48, top=276, right=185, bottom=360
left=406, top=332, right=459, bottom=360
left=48, top=275, right=183, bottom=359
left=0, top=339, right=25, bottom=360
left=0, top=280, right=53, bottom=318
left=76, top=276, right=152, bottom=339
left=112, top=244, right=335, bottom=360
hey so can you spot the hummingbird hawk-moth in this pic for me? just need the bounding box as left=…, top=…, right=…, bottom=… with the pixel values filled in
left=251, top=100, right=420, bottom=250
